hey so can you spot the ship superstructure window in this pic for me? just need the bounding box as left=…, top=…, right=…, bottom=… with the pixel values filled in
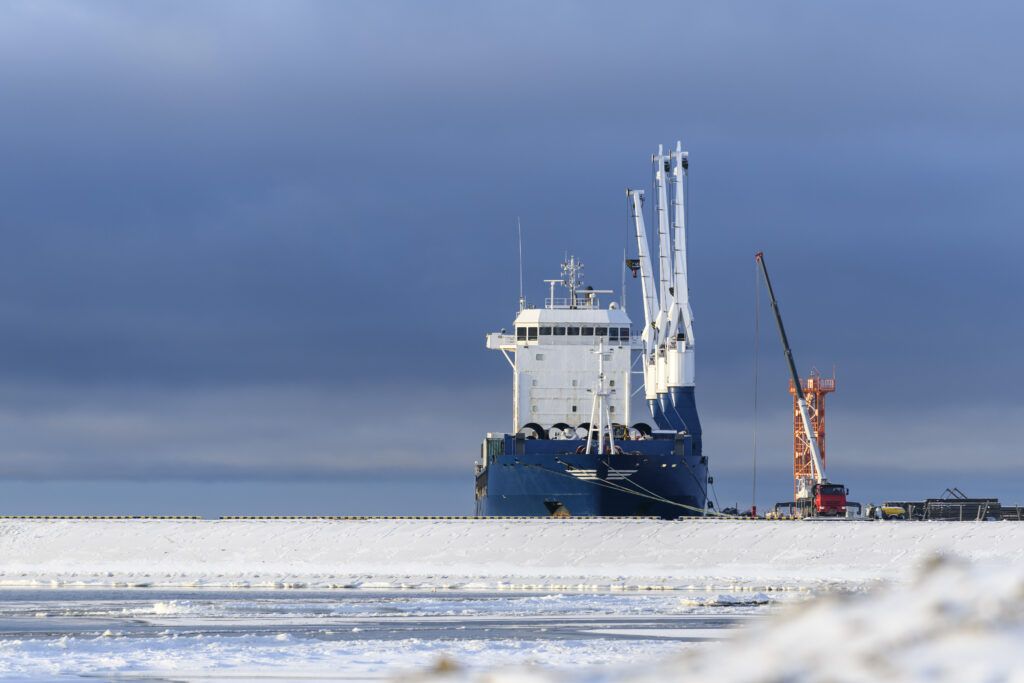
left=595, top=326, right=607, bottom=336
left=516, top=327, right=527, bottom=341
left=554, top=326, right=566, bottom=336
left=567, top=326, right=580, bottom=336
left=539, top=326, right=552, bottom=336
left=609, top=328, right=619, bottom=341
left=581, top=326, right=594, bottom=336
left=528, top=327, right=538, bottom=341
left=620, top=327, right=630, bottom=340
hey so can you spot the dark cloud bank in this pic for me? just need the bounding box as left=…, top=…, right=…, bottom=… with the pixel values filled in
left=0, top=1, right=1022, bottom=510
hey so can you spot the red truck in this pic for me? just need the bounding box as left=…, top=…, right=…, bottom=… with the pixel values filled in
left=810, top=483, right=849, bottom=516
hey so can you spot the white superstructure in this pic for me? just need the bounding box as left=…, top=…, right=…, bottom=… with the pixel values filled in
left=486, top=257, right=640, bottom=434
left=486, top=140, right=694, bottom=439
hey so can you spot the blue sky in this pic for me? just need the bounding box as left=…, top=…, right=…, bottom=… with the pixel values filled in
left=0, top=1, right=1022, bottom=513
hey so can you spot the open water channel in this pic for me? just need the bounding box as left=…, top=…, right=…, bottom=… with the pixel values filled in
left=0, top=587, right=775, bottom=680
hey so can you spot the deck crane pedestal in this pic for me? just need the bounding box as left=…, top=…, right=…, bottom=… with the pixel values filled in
left=755, top=252, right=850, bottom=518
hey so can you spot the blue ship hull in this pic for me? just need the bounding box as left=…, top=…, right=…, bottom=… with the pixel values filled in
left=475, top=433, right=708, bottom=519
left=653, top=387, right=703, bottom=459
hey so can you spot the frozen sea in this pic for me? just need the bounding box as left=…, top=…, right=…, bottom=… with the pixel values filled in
left=0, top=587, right=771, bottom=680
left=3, top=518, right=1021, bottom=680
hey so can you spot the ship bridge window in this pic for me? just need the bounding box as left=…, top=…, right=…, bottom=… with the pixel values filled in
left=539, top=326, right=552, bottom=336
left=527, top=327, right=538, bottom=341
left=567, top=326, right=580, bottom=336
left=595, top=326, right=608, bottom=336
left=581, top=326, right=594, bottom=336
left=620, top=327, right=630, bottom=340
left=554, top=326, right=566, bottom=336
left=609, top=328, right=620, bottom=341
left=516, top=327, right=527, bottom=341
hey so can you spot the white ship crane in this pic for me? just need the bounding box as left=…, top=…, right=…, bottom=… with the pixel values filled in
left=627, top=189, right=660, bottom=411
left=668, top=142, right=695, bottom=391
left=628, top=141, right=696, bottom=424
left=653, top=146, right=672, bottom=402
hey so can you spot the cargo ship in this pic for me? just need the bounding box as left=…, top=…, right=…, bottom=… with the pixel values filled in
left=475, top=143, right=708, bottom=518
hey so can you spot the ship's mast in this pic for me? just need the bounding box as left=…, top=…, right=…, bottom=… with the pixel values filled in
left=585, top=341, right=615, bottom=455
left=563, top=256, right=583, bottom=309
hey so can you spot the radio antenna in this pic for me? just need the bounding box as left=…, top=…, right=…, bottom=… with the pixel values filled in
left=517, top=216, right=525, bottom=311
left=621, top=247, right=627, bottom=311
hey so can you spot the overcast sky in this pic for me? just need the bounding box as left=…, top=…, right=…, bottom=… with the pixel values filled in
left=1, top=1, right=1022, bottom=512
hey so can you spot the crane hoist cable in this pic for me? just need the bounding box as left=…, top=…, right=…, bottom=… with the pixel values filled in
left=753, top=259, right=761, bottom=515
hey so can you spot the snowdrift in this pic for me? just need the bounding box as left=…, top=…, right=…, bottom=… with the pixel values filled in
left=1, top=518, right=1020, bottom=590
left=416, top=556, right=1024, bottom=683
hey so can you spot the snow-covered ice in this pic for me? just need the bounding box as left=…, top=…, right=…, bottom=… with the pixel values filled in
left=0, top=518, right=1020, bottom=680
left=1, top=518, right=1020, bottom=589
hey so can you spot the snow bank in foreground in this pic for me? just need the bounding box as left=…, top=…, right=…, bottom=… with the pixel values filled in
left=1, top=518, right=1021, bottom=590
left=414, top=556, right=1024, bottom=683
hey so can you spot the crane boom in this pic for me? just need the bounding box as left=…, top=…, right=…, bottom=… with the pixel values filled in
left=755, top=251, right=826, bottom=485
left=654, top=148, right=672, bottom=347
left=628, top=189, right=659, bottom=405
left=671, top=142, right=693, bottom=347
left=628, top=190, right=658, bottom=350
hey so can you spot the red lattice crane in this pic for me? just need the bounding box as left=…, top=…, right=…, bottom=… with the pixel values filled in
left=789, top=370, right=835, bottom=500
